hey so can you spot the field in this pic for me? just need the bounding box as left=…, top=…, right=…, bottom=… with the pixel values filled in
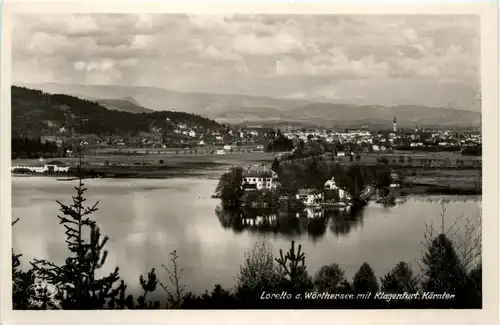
left=286, top=151, right=482, bottom=169
left=406, top=169, right=480, bottom=189
left=11, top=151, right=276, bottom=170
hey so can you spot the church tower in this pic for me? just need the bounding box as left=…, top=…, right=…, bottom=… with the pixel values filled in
left=393, top=116, right=397, bottom=133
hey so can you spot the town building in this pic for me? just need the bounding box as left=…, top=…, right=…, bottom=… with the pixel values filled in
left=295, top=189, right=323, bottom=207
left=11, top=161, right=70, bottom=173
left=324, top=177, right=352, bottom=201
left=242, top=165, right=277, bottom=191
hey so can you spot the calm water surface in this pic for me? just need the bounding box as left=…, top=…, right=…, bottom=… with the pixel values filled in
left=12, top=176, right=481, bottom=297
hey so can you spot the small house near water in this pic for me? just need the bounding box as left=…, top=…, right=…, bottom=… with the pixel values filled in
left=296, top=189, right=323, bottom=207
left=242, top=164, right=277, bottom=191
left=324, top=176, right=352, bottom=201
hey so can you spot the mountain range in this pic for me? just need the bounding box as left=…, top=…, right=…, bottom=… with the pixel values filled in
left=17, top=82, right=481, bottom=128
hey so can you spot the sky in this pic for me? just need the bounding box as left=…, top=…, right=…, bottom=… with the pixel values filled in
left=12, top=14, right=481, bottom=110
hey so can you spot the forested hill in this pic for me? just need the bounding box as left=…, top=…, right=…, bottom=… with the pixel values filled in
left=11, top=86, right=223, bottom=137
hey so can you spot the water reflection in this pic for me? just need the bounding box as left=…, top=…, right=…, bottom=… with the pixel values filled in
left=215, top=194, right=482, bottom=239
left=215, top=205, right=366, bottom=239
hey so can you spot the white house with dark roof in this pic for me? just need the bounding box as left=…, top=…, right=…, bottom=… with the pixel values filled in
left=324, top=176, right=352, bottom=201
left=242, top=165, right=277, bottom=191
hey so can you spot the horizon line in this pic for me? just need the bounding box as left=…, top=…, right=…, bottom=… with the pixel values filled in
left=13, top=82, right=481, bottom=113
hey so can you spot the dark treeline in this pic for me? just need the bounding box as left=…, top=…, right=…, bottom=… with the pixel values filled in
left=265, top=130, right=346, bottom=159
left=12, top=173, right=482, bottom=309
left=276, top=156, right=395, bottom=195
left=266, top=129, right=294, bottom=152
left=461, top=146, right=482, bottom=156
left=12, top=86, right=222, bottom=137
left=11, top=136, right=69, bottom=159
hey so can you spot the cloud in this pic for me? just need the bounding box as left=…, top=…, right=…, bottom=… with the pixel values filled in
left=12, top=13, right=480, bottom=109
left=201, top=45, right=242, bottom=61
left=232, top=32, right=305, bottom=55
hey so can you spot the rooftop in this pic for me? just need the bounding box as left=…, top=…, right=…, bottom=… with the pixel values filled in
left=243, top=164, right=274, bottom=178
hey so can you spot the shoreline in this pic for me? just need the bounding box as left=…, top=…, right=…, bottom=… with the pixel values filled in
left=11, top=163, right=481, bottom=195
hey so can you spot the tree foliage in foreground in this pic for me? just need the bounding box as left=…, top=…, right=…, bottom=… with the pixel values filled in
left=29, top=167, right=124, bottom=309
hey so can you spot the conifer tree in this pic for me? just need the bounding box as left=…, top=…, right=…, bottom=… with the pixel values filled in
left=417, top=202, right=481, bottom=307
left=136, top=268, right=160, bottom=309
left=275, top=241, right=313, bottom=293
left=421, top=234, right=467, bottom=294
left=352, top=262, right=379, bottom=294
left=29, top=151, right=123, bottom=309
left=12, top=218, right=35, bottom=309
left=380, top=261, right=418, bottom=293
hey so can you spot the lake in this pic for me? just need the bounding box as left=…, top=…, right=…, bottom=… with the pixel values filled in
left=12, top=176, right=481, bottom=298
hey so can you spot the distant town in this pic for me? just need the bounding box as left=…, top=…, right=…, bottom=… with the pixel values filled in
left=14, top=115, right=481, bottom=158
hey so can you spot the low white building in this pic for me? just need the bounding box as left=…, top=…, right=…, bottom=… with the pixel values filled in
left=189, top=130, right=196, bottom=138
left=296, top=190, right=323, bottom=206
left=44, top=164, right=70, bottom=173
left=11, top=165, right=45, bottom=173
left=11, top=162, right=70, bottom=173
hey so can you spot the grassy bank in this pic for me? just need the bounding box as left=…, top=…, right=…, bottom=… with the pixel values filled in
left=394, top=184, right=481, bottom=196
left=12, top=151, right=275, bottom=167
left=11, top=152, right=276, bottom=179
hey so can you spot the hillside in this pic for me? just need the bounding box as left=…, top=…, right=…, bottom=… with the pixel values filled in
left=19, top=82, right=481, bottom=128
left=11, top=86, right=223, bottom=138
left=93, top=98, right=154, bottom=114
left=63, top=94, right=153, bottom=114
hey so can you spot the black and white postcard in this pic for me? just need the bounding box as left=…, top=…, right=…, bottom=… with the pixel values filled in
left=1, top=2, right=498, bottom=325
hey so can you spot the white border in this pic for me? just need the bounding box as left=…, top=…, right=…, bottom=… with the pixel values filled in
left=1, top=2, right=498, bottom=325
